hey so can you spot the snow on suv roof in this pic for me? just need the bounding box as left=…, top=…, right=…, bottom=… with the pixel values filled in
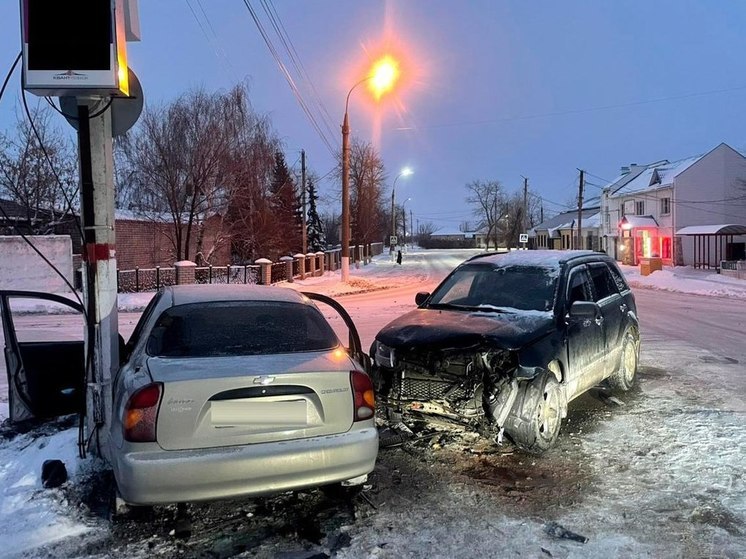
left=467, top=250, right=600, bottom=269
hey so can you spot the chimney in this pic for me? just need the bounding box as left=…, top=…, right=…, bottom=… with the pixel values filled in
left=620, top=166, right=630, bottom=175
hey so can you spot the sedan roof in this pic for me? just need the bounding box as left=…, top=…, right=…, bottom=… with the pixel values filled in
left=468, top=250, right=600, bottom=268
left=164, top=284, right=307, bottom=306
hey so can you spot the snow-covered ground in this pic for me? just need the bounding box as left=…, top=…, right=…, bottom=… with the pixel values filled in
left=0, top=249, right=744, bottom=558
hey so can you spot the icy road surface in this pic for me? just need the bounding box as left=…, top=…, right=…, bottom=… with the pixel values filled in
left=0, top=249, right=744, bottom=558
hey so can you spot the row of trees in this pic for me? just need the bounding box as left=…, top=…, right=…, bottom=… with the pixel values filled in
left=0, top=84, right=394, bottom=264
left=0, top=104, right=79, bottom=234
left=465, top=179, right=542, bottom=249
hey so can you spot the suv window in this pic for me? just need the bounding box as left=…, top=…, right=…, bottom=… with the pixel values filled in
left=567, top=266, right=593, bottom=304
left=430, top=264, right=558, bottom=312
left=607, top=262, right=630, bottom=292
left=147, top=301, right=339, bottom=358
left=588, top=263, right=619, bottom=302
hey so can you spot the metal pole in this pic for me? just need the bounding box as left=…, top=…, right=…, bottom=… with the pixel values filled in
left=577, top=169, right=585, bottom=249
left=391, top=180, right=396, bottom=246
left=77, top=99, right=118, bottom=459
left=341, top=111, right=351, bottom=282
left=301, top=149, right=307, bottom=255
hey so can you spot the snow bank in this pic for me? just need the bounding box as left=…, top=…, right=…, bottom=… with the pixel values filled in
left=0, top=426, right=91, bottom=557
left=621, top=264, right=746, bottom=300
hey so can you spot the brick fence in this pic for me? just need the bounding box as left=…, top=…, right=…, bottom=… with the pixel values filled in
left=116, top=242, right=385, bottom=293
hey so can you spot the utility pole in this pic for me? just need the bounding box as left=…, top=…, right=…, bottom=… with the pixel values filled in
left=301, top=149, right=307, bottom=255
left=522, top=176, right=528, bottom=233
left=410, top=209, right=413, bottom=246
left=77, top=100, right=118, bottom=459
left=577, top=169, right=585, bottom=250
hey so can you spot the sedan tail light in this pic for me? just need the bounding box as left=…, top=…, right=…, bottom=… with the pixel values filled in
left=351, top=370, right=375, bottom=421
left=123, top=383, right=163, bottom=442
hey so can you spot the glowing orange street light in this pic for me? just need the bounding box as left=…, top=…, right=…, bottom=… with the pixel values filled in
left=368, top=55, right=400, bottom=100
left=341, top=54, right=401, bottom=282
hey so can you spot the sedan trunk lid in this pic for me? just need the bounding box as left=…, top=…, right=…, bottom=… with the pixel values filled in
left=148, top=350, right=356, bottom=451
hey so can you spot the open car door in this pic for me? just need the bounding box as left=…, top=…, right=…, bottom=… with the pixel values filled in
left=0, top=291, right=86, bottom=423
left=302, top=292, right=372, bottom=374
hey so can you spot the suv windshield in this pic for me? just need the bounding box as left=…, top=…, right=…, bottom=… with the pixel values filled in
left=429, top=264, right=559, bottom=312
left=147, top=301, right=339, bottom=357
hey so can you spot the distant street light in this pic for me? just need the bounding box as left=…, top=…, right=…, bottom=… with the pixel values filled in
left=341, top=56, right=401, bottom=282
left=391, top=167, right=413, bottom=247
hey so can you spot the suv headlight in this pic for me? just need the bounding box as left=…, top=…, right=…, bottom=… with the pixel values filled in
left=374, top=341, right=396, bottom=368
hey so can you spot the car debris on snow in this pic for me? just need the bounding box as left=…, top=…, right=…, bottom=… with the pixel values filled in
left=543, top=521, right=589, bottom=543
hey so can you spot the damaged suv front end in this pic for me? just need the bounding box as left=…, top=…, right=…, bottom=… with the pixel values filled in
left=371, top=250, right=639, bottom=453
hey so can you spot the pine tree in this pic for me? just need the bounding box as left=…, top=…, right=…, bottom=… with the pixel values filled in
left=306, top=179, right=326, bottom=251
left=269, top=151, right=302, bottom=255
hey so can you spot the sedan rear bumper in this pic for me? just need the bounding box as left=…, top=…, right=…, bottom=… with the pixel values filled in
left=113, top=426, right=378, bottom=505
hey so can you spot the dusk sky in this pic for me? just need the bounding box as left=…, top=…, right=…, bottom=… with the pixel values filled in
left=2, top=1, right=746, bottom=232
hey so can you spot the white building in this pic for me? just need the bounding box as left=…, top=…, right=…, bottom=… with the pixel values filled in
left=600, top=143, right=746, bottom=267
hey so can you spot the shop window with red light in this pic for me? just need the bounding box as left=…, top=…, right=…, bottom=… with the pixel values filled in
left=661, top=237, right=671, bottom=259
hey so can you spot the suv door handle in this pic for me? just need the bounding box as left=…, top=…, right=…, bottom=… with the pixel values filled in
left=595, top=316, right=604, bottom=326
left=619, top=304, right=628, bottom=313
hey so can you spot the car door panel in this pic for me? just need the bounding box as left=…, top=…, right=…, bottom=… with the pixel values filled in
left=563, top=266, right=606, bottom=398
left=0, top=291, right=86, bottom=423
left=588, top=263, right=626, bottom=378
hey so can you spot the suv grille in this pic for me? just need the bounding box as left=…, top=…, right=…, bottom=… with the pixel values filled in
left=395, top=377, right=469, bottom=401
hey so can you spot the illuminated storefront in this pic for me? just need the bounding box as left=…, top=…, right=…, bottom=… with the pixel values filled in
left=618, top=216, right=672, bottom=266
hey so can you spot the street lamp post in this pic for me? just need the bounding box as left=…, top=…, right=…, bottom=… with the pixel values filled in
left=340, top=56, right=400, bottom=282
left=390, top=168, right=413, bottom=251
left=401, top=197, right=411, bottom=249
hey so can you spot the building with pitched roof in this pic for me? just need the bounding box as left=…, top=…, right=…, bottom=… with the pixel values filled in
left=599, top=143, right=746, bottom=267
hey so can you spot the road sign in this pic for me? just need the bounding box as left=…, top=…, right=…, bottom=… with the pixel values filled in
left=390, top=235, right=398, bottom=245
left=519, top=233, right=529, bottom=243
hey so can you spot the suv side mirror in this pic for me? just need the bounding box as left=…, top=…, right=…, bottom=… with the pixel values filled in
left=415, top=292, right=430, bottom=306
left=568, top=300, right=599, bottom=319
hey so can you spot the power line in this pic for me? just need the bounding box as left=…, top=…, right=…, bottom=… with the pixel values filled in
left=241, top=0, right=337, bottom=157
left=184, top=0, right=235, bottom=78
left=261, top=0, right=338, bottom=144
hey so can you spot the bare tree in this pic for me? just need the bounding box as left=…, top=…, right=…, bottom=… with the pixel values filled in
left=0, top=103, right=78, bottom=232
left=120, top=85, right=262, bottom=263
left=416, top=220, right=440, bottom=245
left=224, top=115, right=281, bottom=262
left=321, top=211, right=340, bottom=247
left=348, top=138, right=387, bottom=255
left=466, top=180, right=504, bottom=250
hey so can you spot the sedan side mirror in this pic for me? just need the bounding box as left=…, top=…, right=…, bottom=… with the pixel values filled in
left=415, top=291, right=430, bottom=306
left=568, top=300, right=599, bottom=320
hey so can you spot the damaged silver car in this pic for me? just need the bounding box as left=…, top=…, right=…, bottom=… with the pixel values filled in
left=371, top=250, right=640, bottom=453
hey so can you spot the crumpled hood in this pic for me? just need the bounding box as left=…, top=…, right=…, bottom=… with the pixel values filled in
left=376, top=308, right=555, bottom=352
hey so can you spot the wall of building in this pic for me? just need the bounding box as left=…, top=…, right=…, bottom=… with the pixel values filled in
left=675, top=145, right=746, bottom=266
left=115, top=216, right=231, bottom=270
left=0, top=235, right=72, bottom=292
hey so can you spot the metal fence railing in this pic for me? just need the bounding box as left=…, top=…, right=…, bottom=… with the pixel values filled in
left=116, top=245, right=383, bottom=293
left=117, top=267, right=176, bottom=293
left=271, top=263, right=288, bottom=283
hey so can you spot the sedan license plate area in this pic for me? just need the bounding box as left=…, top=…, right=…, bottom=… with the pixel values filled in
left=211, top=399, right=308, bottom=427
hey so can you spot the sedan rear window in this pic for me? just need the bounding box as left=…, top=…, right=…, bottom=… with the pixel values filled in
left=147, top=301, right=339, bottom=357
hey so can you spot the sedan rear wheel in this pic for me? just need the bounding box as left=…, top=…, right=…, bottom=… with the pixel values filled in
left=608, top=332, right=638, bottom=392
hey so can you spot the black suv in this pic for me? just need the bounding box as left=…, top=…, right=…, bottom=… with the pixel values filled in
left=371, top=250, right=639, bottom=453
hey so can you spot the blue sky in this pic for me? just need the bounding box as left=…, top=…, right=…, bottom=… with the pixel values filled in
left=2, top=1, right=746, bottom=231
